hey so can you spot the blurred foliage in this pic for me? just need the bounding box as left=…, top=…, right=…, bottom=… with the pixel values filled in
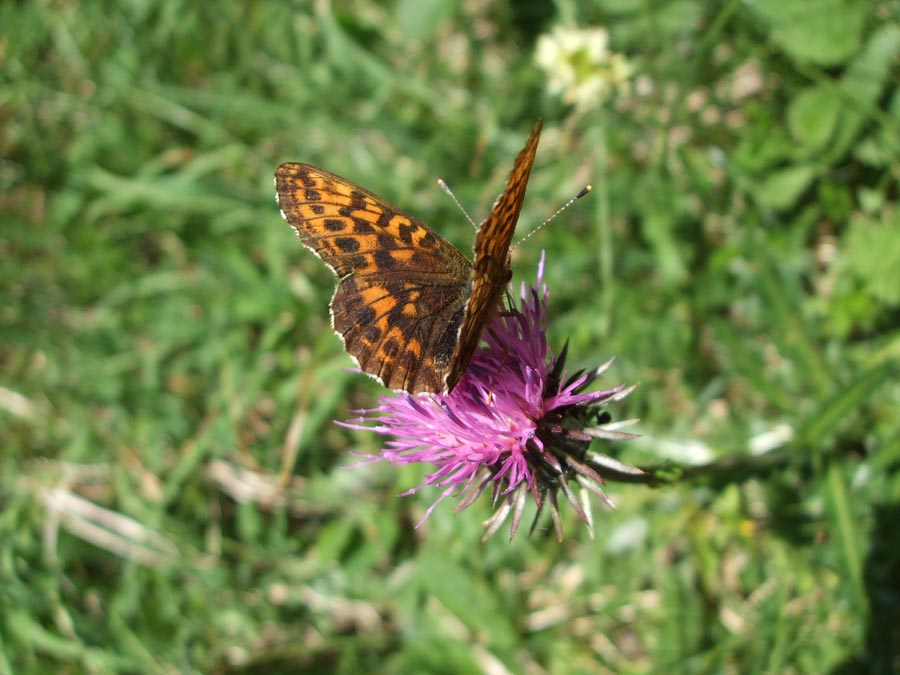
left=1, top=0, right=898, bottom=673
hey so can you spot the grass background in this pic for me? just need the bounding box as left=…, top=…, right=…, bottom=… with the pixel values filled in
left=3, top=0, right=899, bottom=673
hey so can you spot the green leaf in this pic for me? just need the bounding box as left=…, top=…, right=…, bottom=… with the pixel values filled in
left=840, top=24, right=900, bottom=106
left=787, top=86, right=840, bottom=150
left=417, top=546, right=518, bottom=650
left=396, top=0, right=453, bottom=38
left=753, top=164, right=817, bottom=211
left=653, top=0, right=705, bottom=35
left=797, top=362, right=896, bottom=445
left=746, top=0, right=865, bottom=66
left=842, top=214, right=900, bottom=306
left=831, top=24, right=900, bottom=158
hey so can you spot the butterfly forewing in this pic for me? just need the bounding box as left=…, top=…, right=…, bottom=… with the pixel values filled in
left=275, top=165, right=470, bottom=280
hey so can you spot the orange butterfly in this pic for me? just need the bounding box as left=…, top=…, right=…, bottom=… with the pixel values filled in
left=275, top=119, right=542, bottom=393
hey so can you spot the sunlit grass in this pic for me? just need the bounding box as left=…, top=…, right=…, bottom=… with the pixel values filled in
left=2, top=1, right=898, bottom=673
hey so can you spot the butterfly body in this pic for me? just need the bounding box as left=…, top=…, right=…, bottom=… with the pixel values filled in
left=275, top=119, right=541, bottom=393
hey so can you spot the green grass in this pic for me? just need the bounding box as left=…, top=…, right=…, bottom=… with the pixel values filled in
left=2, top=1, right=899, bottom=673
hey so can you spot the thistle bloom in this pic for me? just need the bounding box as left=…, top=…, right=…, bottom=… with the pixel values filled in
left=341, top=255, right=641, bottom=541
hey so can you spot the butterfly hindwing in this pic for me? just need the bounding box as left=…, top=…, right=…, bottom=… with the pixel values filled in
left=330, top=274, right=469, bottom=393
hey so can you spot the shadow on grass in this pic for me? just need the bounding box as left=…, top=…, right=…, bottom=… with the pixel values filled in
left=830, top=501, right=900, bottom=675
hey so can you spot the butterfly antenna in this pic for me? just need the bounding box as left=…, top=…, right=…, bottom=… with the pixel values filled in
left=515, top=185, right=592, bottom=248
left=438, top=178, right=478, bottom=229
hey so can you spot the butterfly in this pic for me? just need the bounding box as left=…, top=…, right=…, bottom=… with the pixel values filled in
left=275, top=119, right=542, bottom=394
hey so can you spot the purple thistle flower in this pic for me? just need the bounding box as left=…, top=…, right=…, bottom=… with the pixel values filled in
left=341, top=254, right=642, bottom=541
